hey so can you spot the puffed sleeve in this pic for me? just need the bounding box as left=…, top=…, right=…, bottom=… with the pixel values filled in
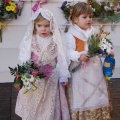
left=65, top=33, right=87, bottom=65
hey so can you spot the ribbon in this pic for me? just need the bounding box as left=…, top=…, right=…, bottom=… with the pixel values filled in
left=32, top=0, right=47, bottom=12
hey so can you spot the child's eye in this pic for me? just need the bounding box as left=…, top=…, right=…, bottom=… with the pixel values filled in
left=83, top=16, right=87, bottom=19
left=89, top=15, right=92, bottom=18
left=37, top=24, right=41, bottom=27
left=45, top=24, right=50, bottom=27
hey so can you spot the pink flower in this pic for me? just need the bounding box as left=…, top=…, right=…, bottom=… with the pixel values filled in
left=113, top=7, right=117, bottom=11
left=32, top=70, right=39, bottom=76
left=14, top=73, right=20, bottom=79
left=97, top=34, right=101, bottom=40
left=104, top=31, right=108, bottom=35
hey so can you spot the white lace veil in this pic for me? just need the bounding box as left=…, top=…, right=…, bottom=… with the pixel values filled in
left=19, top=8, right=70, bottom=78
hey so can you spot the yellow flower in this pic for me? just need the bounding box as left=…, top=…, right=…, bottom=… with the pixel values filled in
left=13, top=10, right=16, bottom=13
left=9, top=5, right=15, bottom=12
left=100, top=33, right=106, bottom=39
left=0, top=22, right=7, bottom=29
left=6, top=6, right=11, bottom=11
left=9, top=1, right=16, bottom=6
left=11, top=4, right=17, bottom=13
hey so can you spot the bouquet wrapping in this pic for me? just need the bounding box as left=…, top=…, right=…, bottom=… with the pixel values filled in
left=103, top=55, right=115, bottom=80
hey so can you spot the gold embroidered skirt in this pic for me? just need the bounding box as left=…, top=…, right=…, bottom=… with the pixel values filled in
left=66, top=80, right=112, bottom=120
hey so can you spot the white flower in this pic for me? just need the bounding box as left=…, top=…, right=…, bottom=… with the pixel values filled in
left=31, top=85, right=37, bottom=90
left=106, top=43, right=113, bottom=54
left=21, top=75, right=32, bottom=87
left=100, top=44, right=107, bottom=51
left=101, top=38, right=107, bottom=44
left=91, top=7, right=95, bottom=12
left=28, top=75, right=35, bottom=82
left=104, top=6, right=111, bottom=11
left=106, top=47, right=111, bottom=54
left=25, top=83, right=32, bottom=90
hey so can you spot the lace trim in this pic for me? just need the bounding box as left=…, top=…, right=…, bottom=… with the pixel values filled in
left=15, top=70, right=58, bottom=120
left=31, top=36, right=41, bottom=53
left=31, top=36, right=58, bottom=66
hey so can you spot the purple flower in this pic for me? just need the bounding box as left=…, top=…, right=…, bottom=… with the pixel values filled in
left=98, top=48, right=107, bottom=55
left=61, top=1, right=67, bottom=10
left=26, top=69, right=34, bottom=74
left=39, top=64, right=53, bottom=79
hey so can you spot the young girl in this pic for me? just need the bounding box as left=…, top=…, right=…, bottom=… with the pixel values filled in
left=15, top=8, right=70, bottom=120
left=65, top=2, right=112, bottom=120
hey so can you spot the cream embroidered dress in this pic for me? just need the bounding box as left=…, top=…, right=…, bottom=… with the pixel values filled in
left=65, top=25, right=111, bottom=120
left=15, top=35, right=70, bottom=120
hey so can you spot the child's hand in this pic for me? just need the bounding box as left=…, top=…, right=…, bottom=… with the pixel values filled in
left=78, top=54, right=89, bottom=62
left=60, top=82, right=68, bottom=86
left=109, top=50, right=114, bottom=57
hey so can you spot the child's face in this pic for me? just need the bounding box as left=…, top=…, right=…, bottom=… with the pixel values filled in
left=74, top=14, right=92, bottom=30
left=35, top=19, right=51, bottom=38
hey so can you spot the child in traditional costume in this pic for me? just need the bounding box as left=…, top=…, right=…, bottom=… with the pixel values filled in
left=15, top=8, right=70, bottom=120
left=65, top=2, right=113, bottom=120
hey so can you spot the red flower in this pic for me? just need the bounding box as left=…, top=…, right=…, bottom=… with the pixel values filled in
left=14, top=73, right=20, bottom=79
left=4, top=0, right=9, bottom=3
left=32, top=70, right=39, bottom=76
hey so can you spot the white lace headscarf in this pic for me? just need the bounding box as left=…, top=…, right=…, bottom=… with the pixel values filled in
left=19, top=8, right=70, bottom=78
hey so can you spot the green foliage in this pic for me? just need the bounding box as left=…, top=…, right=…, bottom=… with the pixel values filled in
left=0, top=0, right=22, bottom=22
left=91, top=1, right=120, bottom=23
left=87, top=35, right=100, bottom=56
left=62, top=3, right=72, bottom=21
left=60, top=1, right=73, bottom=21
left=8, top=60, right=35, bottom=75
left=60, top=1, right=120, bottom=31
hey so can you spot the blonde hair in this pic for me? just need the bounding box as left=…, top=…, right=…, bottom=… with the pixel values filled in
left=33, top=13, right=46, bottom=34
left=71, top=2, right=93, bottom=24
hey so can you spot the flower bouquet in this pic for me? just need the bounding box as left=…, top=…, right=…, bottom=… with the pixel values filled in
left=88, top=27, right=115, bottom=80
left=0, top=0, right=24, bottom=42
left=60, top=1, right=73, bottom=21
left=72, top=27, right=115, bottom=80
left=87, top=27, right=113, bottom=57
left=9, top=60, right=52, bottom=94
left=60, top=1, right=73, bottom=32
left=89, top=0, right=120, bottom=30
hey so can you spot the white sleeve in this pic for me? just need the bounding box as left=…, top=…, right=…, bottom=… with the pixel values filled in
left=59, top=77, right=68, bottom=83
left=65, top=33, right=86, bottom=65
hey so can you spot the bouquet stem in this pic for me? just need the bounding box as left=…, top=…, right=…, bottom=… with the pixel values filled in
left=71, top=62, right=81, bottom=73
left=23, top=89, right=29, bottom=94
